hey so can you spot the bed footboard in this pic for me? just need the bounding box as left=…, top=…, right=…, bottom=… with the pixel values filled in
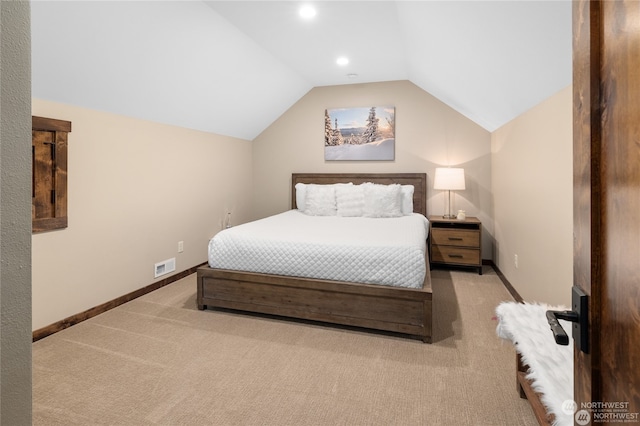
left=197, top=266, right=432, bottom=343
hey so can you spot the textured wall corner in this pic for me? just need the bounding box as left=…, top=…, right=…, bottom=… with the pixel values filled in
left=1, top=1, right=33, bottom=424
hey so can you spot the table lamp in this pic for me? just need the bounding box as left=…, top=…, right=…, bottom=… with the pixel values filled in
left=433, top=167, right=465, bottom=219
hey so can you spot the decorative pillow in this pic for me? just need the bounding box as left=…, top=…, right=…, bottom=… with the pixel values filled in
left=336, top=185, right=365, bottom=217
left=296, top=183, right=352, bottom=212
left=362, top=183, right=403, bottom=218
left=401, top=185, right=414, bottom=215
left=294, top=183, right=307, bottom=211
left=304, top=184, right=337, bottom=216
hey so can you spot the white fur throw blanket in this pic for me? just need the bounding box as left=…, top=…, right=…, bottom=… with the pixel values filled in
left=495, top=302, right=573, bottom=426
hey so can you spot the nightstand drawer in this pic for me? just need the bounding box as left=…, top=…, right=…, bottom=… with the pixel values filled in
left=431, top=228, right=480, bottom=247
left=431, top=246, right=480, bottom=266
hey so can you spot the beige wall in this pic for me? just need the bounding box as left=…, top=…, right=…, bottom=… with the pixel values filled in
left=491, top=85, right=573, bottom=306
left=252, top=80, right=494, bottom=255
left=32, top=99, right=253, bottom=330
left=32, top=80, right=572, bottom=330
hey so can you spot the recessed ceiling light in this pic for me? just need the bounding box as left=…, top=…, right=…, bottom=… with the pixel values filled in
left=299, top=5, right=316, bottom=19
left=336, top=57, right=349, bottom=66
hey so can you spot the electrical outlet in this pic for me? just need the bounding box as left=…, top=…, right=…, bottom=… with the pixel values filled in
left=178, top=241, right=184, bottom=253
left=514, top=254, right=519, bottom=268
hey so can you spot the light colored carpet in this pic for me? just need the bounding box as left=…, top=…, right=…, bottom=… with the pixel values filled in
left=33, top=267, right=538, bottom=425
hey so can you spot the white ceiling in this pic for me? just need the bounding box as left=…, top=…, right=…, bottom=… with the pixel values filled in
left=31, top=1, right=572, bottom=141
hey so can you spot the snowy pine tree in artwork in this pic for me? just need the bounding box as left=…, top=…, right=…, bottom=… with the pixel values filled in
left=324, top=110, right=346, bottom=146
left=324, top=110, right=332, bottom=146
left=362, top=107, right=381, bottom=144
left=330, top=118, right=344, bottom=146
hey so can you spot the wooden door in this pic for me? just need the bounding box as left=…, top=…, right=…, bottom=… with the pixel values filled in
left=573, top=0, right=640, bottom=423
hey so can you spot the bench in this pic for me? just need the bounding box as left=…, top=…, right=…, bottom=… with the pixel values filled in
left=495, top=302, right=574, bottom=426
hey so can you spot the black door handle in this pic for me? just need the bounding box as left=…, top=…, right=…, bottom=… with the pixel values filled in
left=545, top=286, right=589, bottom=353
left=545, top=310, right=578, bottom=345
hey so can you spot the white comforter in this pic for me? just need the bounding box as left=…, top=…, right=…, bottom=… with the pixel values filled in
left=208, top=210, right=429, bottom=288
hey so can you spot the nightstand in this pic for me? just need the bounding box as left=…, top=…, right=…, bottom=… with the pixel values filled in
left=429, top=216, right=482, bottom=275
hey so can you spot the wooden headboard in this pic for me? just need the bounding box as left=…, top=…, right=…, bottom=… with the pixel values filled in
left=291, top=173, right=427, bottom=216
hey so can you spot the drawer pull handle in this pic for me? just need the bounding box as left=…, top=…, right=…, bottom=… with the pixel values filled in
left=448, top=237, right=464, bottom=241
left=448, top=254, right=464, bottom=258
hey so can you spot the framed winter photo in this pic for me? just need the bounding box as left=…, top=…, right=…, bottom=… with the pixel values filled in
left=324, top=106, right=395, bottom=161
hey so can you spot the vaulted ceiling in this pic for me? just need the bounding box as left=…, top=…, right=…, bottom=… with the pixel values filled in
left=31, top=1, right=572, bottom=141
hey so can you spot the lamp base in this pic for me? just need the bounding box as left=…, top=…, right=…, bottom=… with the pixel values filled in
left=442, top=190, right=456, bottom=220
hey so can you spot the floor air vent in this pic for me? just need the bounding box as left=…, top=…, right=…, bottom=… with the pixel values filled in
left=154, top=258, right=176, bottom=278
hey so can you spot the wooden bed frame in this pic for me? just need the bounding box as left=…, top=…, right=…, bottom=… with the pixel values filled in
left=197, top=173, right=432, bottom=342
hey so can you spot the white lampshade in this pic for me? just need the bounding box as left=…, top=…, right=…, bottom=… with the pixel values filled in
left=433, top=168, right=466, bottom=190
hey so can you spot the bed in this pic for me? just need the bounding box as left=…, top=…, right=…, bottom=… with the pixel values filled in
left=197, top=173, right=432, bottom=342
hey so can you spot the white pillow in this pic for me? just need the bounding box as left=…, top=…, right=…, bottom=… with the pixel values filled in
left=295, top=183, right=353, bottom=212
left=336, top=185, right=365, bottom=217
left=304, top=184, right=337, bottom=216
left=294, top=183, right=307, bottom=211
left=401, top=185, right=414, bottom=215
left=362, top=183, right=403, bottom=218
